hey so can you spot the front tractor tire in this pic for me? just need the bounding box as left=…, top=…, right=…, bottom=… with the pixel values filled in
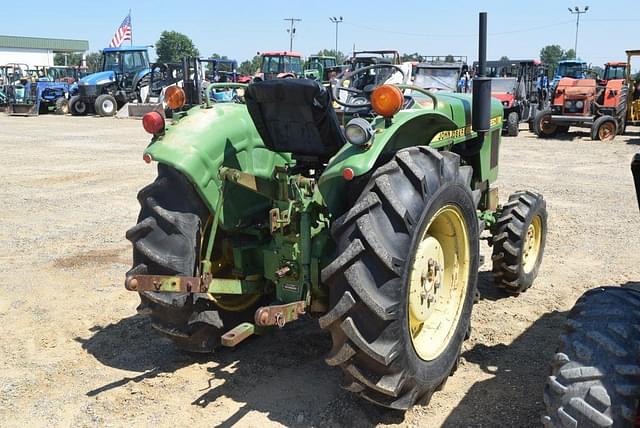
left=534, top=109, right=559, bottom=138
left=507, top=111, right=520, bottom=137
left=491, top=191, right=547, bottom=294
left=95, top=94, right=118, bottom=117
left=320, top=147, right=480, bottom=409
left=69, top=95, right=88, bottom=116
left=126, top=165, right=260, bottom=353
left=543, top=287, right=640, bottom=427
left=591, top=116, right=618, bottom=142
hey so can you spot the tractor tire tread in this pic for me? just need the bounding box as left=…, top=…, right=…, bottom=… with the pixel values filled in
left=543, top=287, right=640, bottom=427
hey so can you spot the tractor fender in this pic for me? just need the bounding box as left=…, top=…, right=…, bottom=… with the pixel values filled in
left=318, top=110, right=458, bottom=216
left=132, top=68, right=152, bottom=89
left=143, top=103, right=291, bottom=227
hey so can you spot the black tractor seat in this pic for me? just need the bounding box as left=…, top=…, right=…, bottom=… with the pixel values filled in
left=245, top=79, right=346, bottom=167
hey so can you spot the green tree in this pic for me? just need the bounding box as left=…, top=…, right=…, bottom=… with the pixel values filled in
left=591, top=65, right=604, bottom=79
left=54, top=52, right=83, bottom=66
left=85, top=52, right=102, bottom=73
left=401, top=52, right=421, bottom=62
left=540, top=45, right=565, bottom=75
left=155, top=31, right=199, bottom=63
left=210, top=53, right=229, bottom=60
left=445, top=54, right=455, bottom=62
left=316, top=49, right=347, bottom=65
left=563, top=49, right=576, bottom=60
left=499, top=55, right=510, bottom=61
left=239, top=55, right=261, bottom=76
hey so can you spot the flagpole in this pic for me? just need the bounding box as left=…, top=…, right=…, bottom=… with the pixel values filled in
left=129, top=9, right=133, bottom=46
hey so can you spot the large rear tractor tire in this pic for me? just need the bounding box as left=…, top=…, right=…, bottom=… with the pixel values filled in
left=542, top=286, right=640, bottom=427
left=320, top=147, right=480, bottom=409
left=507, top=111, right=520, bottom=137
left=534, top=109, right=559, bottom=138
left=126, top=165, right=261, bottom=353
left=591, top=116, right=618, bottom=142
left=491, top=191, right=547, bottom=294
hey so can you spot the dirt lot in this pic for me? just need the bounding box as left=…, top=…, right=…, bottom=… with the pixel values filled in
left=1, top=114, right=639, bottom=428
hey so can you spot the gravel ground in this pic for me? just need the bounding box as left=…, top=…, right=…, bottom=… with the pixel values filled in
left=1, top=114, right=639, bottom=427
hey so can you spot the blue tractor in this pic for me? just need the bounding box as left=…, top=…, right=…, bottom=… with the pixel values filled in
left=549, top=59, right=587, bottom=93
left=70, top=46, right=151, bottom=117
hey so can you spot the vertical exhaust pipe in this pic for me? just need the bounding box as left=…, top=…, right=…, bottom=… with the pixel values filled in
left=472, top=12, right=491, bottom=136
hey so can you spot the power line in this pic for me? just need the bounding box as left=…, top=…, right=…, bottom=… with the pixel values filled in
left=284, top=18, right=302, bottom=51
left=341, top=19, right=574, bottom=38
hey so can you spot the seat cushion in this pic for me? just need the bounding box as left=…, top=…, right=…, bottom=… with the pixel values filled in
left=245, top=79, right=345, bottom=160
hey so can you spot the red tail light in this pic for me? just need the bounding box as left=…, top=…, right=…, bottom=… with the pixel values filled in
left=142, top=111, right=165, bottom=135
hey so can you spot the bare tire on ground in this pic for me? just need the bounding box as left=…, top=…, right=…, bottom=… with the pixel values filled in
left=126, top=165, right=261, bottom=353
left=320, top=147, right=480, bottom=409
left=54, top=97, right=69, bottom=115
left=507, top=111, right=519, bottom=137
left=591, top=116, right=618, bottom=141
left=534, top=109, right=558, bottom=138
left=94, top=94, right=117, bottom=117
left=542, top=286, right=640, bottom=427
left=491, top=191, right=547, bottom=294
left=69, top=95, right=87, bottom=116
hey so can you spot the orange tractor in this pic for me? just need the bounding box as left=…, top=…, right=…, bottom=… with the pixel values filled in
left=533, top=60, right=629, bottom=141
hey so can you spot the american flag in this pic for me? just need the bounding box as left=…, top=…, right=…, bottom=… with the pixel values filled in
left=108, top=14, right=132, bottom=48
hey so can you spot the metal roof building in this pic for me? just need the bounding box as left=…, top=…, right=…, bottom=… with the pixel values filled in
left=0, top=35, right=89, bottom=67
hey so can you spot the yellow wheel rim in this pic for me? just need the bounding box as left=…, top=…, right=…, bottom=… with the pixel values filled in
left=408, top=205, right=470, bottom=361
left=522, top=215, right=542, bottom=274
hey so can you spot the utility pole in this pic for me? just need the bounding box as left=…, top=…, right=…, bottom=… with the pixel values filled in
left=329, top=16, right=343, bottom=55
left=284, top=18, right=302, bottom=52
left=568, top=6, right=589, bottom=57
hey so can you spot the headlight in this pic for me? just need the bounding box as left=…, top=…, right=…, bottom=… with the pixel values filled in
left=564, top=100, right=573, bottom=108
left=575, top=100, right=584, bottom=109
left=345, top=118, right=374, bottom=146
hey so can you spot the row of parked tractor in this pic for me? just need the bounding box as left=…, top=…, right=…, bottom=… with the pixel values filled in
left=2, top=45, right=639, bottom=142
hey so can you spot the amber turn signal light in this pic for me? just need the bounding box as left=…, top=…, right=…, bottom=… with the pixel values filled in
left=371, top=85, right=403, bottom=118
left=165, top=85, right=186, bottom=110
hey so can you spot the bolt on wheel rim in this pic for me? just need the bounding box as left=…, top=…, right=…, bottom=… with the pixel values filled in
left=522, top=215, right=542, bottom=273
left=408, top=205, right=470, bottom=361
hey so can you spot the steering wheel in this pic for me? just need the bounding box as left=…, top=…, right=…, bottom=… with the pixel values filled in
left=332, top=64, right=405, bottom=108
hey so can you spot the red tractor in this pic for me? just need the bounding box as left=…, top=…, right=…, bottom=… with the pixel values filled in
left=253, top=51, right=303, bottom=81
left=533, top=61, right=628, bottom=141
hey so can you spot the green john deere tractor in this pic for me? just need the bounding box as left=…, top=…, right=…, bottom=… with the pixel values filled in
left=125, top=13, right=548, bottom=409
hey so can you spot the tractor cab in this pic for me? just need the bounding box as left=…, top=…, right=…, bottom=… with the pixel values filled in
left=550, top=60, right=587, bottom=92
left=72, top=46, right=152, bottom=116
left=304, top=55, right=339, bottom=82
left=101, top=46, right=150, bottom=87
left=414, top=56, right=468, bottom=92
left=601, top=61, right=627, bottom=85
left=255, top=51, right=303, bottom=81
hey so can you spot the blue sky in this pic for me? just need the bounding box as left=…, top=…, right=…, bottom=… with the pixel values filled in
left=2, top=0, right=638, bottom=66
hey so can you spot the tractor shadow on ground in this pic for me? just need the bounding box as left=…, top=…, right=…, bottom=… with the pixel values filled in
left=476, top=270, right=514, bottom=302
left=442, top=309, right=568, bottom=427
left=78, top=314, right=406, bottom=427
left=75, top=315, right=206, bottom=397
